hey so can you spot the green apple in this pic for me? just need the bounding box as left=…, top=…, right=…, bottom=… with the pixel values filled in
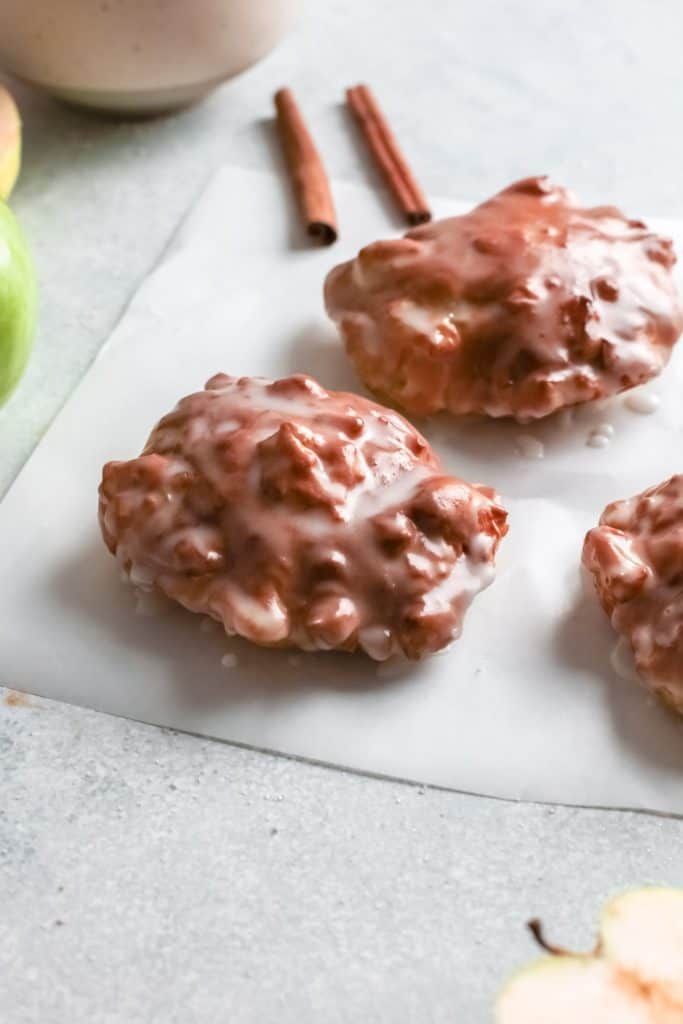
left=496, top=888, right=683, bottom=1023
left=0, top=200, right=36, bottom=406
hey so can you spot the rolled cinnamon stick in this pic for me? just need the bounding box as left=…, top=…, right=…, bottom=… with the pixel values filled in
left=274, top=87, right=337, bottom=245
left=346, top=84, right=431, bottom=226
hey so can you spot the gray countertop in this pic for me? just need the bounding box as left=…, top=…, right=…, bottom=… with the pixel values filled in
left=2, top=2, right=683, bottom=1020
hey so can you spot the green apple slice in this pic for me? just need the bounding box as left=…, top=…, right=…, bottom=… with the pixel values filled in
left=0, top=200, right=36, bottom=405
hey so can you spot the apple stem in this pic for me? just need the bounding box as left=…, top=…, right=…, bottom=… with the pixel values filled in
left=527, top=918, right=570, bottom=956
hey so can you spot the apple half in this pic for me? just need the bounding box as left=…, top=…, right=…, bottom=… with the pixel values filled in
left=496, top=889, right=683, bottom=1023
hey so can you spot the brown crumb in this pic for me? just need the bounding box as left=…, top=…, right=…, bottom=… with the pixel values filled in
left=4, top=690, right=32, bottom=708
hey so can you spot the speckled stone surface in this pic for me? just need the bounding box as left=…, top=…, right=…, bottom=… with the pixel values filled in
left=2, top=2, right=683, bottom=1020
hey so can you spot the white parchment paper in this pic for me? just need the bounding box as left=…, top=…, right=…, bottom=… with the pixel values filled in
left=1, top=166, right=682, bottom=811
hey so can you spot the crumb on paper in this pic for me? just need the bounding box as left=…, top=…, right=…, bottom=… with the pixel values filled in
left=586, top=429, right=611, bottom=449
left=515, top=434, right=544, bottom=460
left=221, top=653, right=238, bottom=670
left=624, top=391, right=660, bottom=415
left=4, top=690, right=33, bottom=708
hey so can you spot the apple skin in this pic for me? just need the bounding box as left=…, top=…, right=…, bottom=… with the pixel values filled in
left=0, top=200, right=36, bottom=406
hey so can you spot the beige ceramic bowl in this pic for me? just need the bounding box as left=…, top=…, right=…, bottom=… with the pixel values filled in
left=0, top=0, right=300, bottom=114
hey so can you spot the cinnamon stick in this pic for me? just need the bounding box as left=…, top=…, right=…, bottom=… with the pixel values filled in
left=346, top=84, right=431, bottom=226
left=274, top=87, right=337, bottom=245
